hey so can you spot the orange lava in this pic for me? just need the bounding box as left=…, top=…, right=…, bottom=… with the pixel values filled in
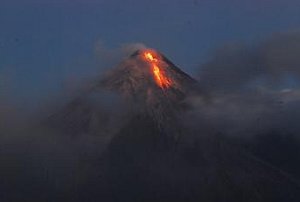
left=143, top=50, right=172, bottom=88
left=144, top=52, right=158, bottom=62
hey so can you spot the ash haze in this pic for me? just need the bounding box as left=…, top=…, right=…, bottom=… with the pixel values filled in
left=1, top=1, right=300, bottom=202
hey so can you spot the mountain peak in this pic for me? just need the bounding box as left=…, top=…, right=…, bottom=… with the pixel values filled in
left=99, top=48, right=198, bottom=125
left=101, top=48, right=197, bottom=99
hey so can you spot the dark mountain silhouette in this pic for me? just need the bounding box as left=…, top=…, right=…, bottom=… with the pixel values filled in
left=45, top=49, right=300, bottom=202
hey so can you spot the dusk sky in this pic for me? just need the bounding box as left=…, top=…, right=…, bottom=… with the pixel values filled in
left=1, top=0, right=300, bottom=107
left=2, top=2, right=300, bottom=201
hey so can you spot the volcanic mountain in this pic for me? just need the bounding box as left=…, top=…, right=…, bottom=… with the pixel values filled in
left=46, top=49, right=199, bottom=138
left=45, top=49, right=300, bottom=202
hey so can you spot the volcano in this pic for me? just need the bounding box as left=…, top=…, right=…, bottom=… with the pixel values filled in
left=45, top=49, right=300, bottom=202
left=47, top=49, right=199, bottom=137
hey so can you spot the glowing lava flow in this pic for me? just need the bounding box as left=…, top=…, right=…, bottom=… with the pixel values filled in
left=143, top=51, right=172, bottom=89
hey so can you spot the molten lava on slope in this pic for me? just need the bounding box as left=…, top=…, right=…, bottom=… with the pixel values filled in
left=142, top=50, right=172, bottom=89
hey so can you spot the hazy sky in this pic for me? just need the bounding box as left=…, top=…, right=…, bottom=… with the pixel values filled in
left=1, top=0, right=300, bottom=106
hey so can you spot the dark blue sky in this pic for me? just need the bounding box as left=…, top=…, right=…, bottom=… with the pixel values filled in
left=1, top=0, right=300, bottom=107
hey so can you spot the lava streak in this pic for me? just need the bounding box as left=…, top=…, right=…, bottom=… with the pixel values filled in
left=143, top=50, right=172, bottom=89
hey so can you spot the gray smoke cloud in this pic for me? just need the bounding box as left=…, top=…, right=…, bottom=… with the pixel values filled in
left=199, top=31, right=300, bottom=93
left=183, top=31, right=300, bottom=137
